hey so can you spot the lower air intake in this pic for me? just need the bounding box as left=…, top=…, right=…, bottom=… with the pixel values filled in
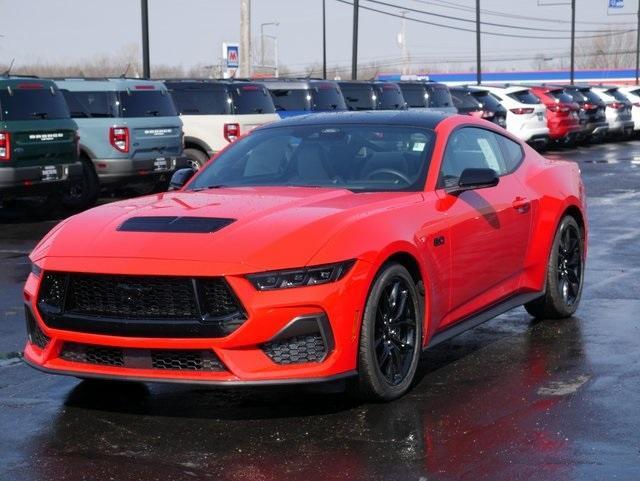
left=25, top=307, right=50, bottom=350
left=262, top=334, right=327, bottom=365
left=59, top=343, right=225, bottom=372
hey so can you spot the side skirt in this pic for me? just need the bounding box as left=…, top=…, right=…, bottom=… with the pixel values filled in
left=425, top=291, right=543, bottom=349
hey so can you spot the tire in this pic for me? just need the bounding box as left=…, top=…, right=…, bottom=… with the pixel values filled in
left=62, top=158, right=99, bottom=211
left=183, top=148, right=209, bottom=170
left=352, top=263, right=423, bottom=402
left=525, top=215, right=585, bottom=319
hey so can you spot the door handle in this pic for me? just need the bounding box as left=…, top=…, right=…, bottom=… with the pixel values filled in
left=512, top=196, right=530, bottom=213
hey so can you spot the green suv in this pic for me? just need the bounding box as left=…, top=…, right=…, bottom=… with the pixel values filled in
left=0, top=77, right=81, bottom=207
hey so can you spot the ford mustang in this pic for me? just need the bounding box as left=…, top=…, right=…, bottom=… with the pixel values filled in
left=23, top=111, right=587, bottom=401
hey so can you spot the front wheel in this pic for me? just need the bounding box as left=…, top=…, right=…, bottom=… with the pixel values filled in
left=352, top=263, right=423, bottom=402
left=525, top=215, right=585, bottom=319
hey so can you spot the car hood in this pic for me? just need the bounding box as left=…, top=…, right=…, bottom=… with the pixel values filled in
left=32, top=187, right=422, bottom=272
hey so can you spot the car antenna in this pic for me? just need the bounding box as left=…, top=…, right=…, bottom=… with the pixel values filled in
left=120, top=63, right=131, bottom=78
left=1, top=58, right=15, bottom=77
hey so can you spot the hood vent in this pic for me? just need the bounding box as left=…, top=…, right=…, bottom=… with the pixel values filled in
left=117, top=216, right=235, bottom=234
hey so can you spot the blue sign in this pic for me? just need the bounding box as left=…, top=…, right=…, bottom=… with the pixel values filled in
left=609, top=0, right=624, bottom=8
left=226, top=45, right=239, bottom=69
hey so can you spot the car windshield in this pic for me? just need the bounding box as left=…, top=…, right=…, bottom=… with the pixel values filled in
left=581, top=89, right=603, bottom=105
left=470, top=90, right=502, bottom=110
left=376, top=84, right=406, bottom=110
left=548, top=90, right=576, bottom=103
left=507, top=90, right=541, bottom=105
left=311, top=84, right=347, bottom=111
left=0, top=87, right=70, bottom=121
left=119, top=90, right=178, bottom=117
left=451, top=90, right=481, bottom=110
left=188, top=124, right=435, bottom=192
left=270, top=89, right=311, bottom=111
left=62, top=90, right=120, bottom=118
left=426, top=86, right=453, bottom=108
left=341, top=84, right=377, bottom=111
left=231, top=85, right=276, bottom=114
left=169, top=88, right=231, bottom=115
left=399, top=85, right=428, bottom=108
left=607, top=89, right=630, bottom=103
left=565, top=89, right=587, bottom=103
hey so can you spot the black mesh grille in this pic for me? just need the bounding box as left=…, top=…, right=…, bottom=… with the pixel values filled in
left=262, top=334, right=327, bottom=365
left=151, top=350, right=225, bottom=371
left=60, top=342, right=124, bottom=366
left=37, top=272, right=246, bottom=338
left=25, top=308, right=50, bottom=350
left=59, top=343, right=225, bottom=372
left=65, top=274, right=199, bottom=319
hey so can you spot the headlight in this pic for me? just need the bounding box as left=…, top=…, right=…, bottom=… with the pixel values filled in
left=247, top=260, right=355, bottom=291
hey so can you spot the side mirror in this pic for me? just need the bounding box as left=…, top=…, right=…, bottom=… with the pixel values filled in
left=169, top=168, right=196, bottom=191
left=447, top=168, right=499, bottom=194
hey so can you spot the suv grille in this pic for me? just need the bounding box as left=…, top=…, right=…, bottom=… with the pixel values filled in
left=262, top=334, right=327, bottom=365
left=60, top=343, right=225, bottom=372
left=37, top=273, right=246, bottom=338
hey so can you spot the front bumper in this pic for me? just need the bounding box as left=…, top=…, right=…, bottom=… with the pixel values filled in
left=0, top=162, right=83, bottom=197
left=23, top=260, right=370, bottom=385
left=92, top=156, right=182, bottom=187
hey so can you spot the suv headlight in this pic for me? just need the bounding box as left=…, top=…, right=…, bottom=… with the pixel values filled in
left=247, top=260, right=355, bottom=291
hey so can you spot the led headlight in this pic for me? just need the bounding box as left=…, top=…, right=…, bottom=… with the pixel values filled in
left=247, top=260, right=356, bottom=291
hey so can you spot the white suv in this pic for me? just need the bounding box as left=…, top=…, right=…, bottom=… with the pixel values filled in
left=165, top=80, right=279, bottom=169
left=616, top=86, right=640, bottom=132
left=481, top=85, right=549, bottom=149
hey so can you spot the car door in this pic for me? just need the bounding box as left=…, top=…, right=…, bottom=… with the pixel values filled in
left=436, top=126, right=532, bottom=325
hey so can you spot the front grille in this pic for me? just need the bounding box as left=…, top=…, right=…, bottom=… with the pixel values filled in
left=59, top=343, right=225, bottom=372
left=25, top=307, right=50, bottom=350
left=60, top=342, right=124, bottom=366
left=37, top=272, right=246, bottom=338
left=262, top=334, right=327, bottom=365
left=151, top=350, right=224, bottom=371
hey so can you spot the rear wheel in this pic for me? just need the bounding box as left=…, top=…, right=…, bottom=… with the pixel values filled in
left=62, top=158, right=99, bottom=211
left=184, top=148, right=209, bottom=170
left=525, top=215, right=584, bottom=319
left=352, top=263, right=422, bottom=402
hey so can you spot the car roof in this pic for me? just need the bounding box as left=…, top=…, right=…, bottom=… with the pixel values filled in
left=53, top=78, right=168, bottom=92
left=481, top=84, right=531, bottom=94
left=162, top=79, right=264, bottom=90
left=0, top=76, right=57, bottom=88
left=256, top=78, right=341, bottom=90
left=258, top=110, right=450, bottom=130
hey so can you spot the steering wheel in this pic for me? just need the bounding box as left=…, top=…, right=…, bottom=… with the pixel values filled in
left=364, top=168, right=412, bottom=185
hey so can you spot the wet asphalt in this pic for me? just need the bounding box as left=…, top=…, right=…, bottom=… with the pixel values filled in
left=1, top=140, right=639, bottom=481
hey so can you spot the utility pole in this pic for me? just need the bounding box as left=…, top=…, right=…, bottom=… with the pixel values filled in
left=475, top=0, right=481, bottom=85
left=351, top=0, right=359, bottom=80
left=570, top=0, right=576, bottom=84
left=322, top=0, right=327, bottom=79
left=399, top=11, right=409, bottom=75
left=636, top=0, right=640, bottom=85
left=240, top=0, right=251, bottom=78
left=141, top=0, right=150, bottom=79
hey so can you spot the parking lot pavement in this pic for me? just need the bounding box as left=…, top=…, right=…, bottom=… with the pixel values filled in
left=1, top=141, right=639, bottom=481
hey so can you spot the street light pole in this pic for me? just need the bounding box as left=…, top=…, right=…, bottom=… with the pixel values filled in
left=351, top=0, right=359, bottom=80
left=570, top=0, right=576, bottom=84
left=322, top=0, right=327, bottom=79
left=141, top=0, right=150, bottom=79
left=475, top=0, right=481, bottom=85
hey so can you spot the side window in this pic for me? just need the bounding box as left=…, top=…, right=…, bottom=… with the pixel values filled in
left=495, top=134, right=524, bottom=174
left=438, top=127, right=507, bottom=188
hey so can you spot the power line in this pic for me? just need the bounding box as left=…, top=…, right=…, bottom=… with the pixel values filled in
left=364, top=0, right=613, bottom=33
left=335, top=0, right=636, bottom=40
left=408, top=0, right=637, bottom=26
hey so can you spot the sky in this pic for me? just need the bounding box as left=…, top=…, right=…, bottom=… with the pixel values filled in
left=0, top=0, right=638, bottom=74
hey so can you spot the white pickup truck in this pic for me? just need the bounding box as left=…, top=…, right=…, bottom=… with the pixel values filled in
left=164, top=80, right=280, bottom=169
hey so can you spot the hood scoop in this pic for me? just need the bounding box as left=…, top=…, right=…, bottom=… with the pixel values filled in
left=117, top=216, right=235, bottom=234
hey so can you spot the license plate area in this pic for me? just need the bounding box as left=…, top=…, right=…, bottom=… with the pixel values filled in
left=41, top=165, right=59, bottom=182
left=153, top=158, right=168, bottom=171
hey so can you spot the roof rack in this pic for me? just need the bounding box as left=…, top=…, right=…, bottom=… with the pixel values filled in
left=0, top=73, right=40, bottom=79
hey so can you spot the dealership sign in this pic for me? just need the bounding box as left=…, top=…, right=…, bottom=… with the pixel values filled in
left=609, top=0, right=624, bottom=8
left=223, top=42, right=239, bottom=69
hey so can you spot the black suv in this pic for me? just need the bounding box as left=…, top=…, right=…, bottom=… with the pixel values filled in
left=450, top=86, right=507, bottom=127
left=338, top=81, right=407, bottom=111
left=560, top=84, right=609, bottom=142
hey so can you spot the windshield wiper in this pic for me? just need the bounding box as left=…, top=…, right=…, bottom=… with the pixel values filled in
left=31, top=112, right=49, bottom=119
left=146, top=110, right=160, bottom=116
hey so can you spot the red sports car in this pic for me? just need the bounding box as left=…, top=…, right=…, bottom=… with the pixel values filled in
left=23, top=112, right=587, bottom=401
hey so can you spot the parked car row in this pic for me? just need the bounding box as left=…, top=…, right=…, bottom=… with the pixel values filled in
left=1, top=74, right=639, bottom=212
